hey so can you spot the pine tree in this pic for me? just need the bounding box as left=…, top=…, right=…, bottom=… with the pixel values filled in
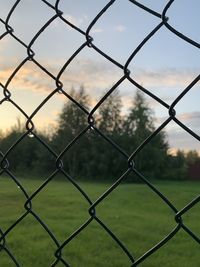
left=123, top=90, right=168, bottom=179
left=98, top=89, right=122, bottom=136
left=90, top=89, right=126, bottom=180
left=52, top=86, right=90, bottom=176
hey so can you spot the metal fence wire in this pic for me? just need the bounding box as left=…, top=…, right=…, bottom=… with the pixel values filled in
left=0, top=0, right=200, bottom=266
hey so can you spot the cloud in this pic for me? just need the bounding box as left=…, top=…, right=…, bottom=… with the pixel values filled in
left=156, top=111, right=200, bottom=136
left=47, top=13, right=103, bottom=34
left=114, top=25, right=126, bottom=32
left=63, top=13, right=85, bottom=28
left=133, top=68, right=199, bottom=89
left=167, top=129, right=200, bottom=153
left=46, top=58, right=122, bottom=98
left=155, top=112, right=200, bottom=154
left=0, top=63, right=55, bottom=94
left=91, top=28, right=104, bottom=34
left=1, top=59, right=199, bottom=106
left=176, top=112, right=200, bottom=133
left=177, top=111, right=200, bottom=121
left=0, top=58, right=122, bottom=106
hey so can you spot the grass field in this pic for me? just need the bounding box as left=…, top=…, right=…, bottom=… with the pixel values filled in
left=0, top=176, right=199, bottom=267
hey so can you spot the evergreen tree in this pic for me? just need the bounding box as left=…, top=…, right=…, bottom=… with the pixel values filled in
left=98, top=89, right=122, bottom=135
left=52, top=86, right=90, bottom=176
left=1, top=87, right=194, bottom=182
left=123, top=89, right=154, bottom=138
left=123, top=90, right=168, bottom=179
left=91, top=89, right=126, bottom=179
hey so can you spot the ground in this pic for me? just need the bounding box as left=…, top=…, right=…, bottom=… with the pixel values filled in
left=0, top=176, right=199, bottom=266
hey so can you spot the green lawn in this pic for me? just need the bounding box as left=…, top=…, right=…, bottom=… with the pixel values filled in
left=0, top=176, right=199, bottom=267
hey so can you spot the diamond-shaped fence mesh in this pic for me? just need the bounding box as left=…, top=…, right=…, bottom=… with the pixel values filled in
left=0, top=0, right=200, bottom=266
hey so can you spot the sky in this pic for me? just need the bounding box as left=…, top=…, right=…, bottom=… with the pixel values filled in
left=0, top=0, right=200, bottom=153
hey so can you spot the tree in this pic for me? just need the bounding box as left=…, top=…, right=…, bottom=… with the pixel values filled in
left=98, top=89, right=122, bottom=135
left=90, top=89, right=126, bottom=179
left=1, top=86, right=190, bottom=182
left=52, top=86, right=90, bottom=176
left=166, top=150, right=187, bottom=180
left=184, top=150, right=200, bottom=180
left=123, top=90, right=168, bottom=179
left=52, top=88, right=169, bottom=181
left=123, top=89, right=154, bottom=138
left=55, top=86, right=89, bottom=138
left=0, top=118, right=49, bottom=174
left=185, top=150, right=199, bottom=165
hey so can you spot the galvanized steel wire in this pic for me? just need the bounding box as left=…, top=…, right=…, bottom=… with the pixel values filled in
left=0, top=0, right=199, bottom=266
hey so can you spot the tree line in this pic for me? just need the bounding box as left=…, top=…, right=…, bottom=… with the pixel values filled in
left=0, top=87, right=199, bottom=181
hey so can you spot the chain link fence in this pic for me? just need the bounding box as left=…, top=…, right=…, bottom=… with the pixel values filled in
left=0, top=0, right=200, bottom=266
